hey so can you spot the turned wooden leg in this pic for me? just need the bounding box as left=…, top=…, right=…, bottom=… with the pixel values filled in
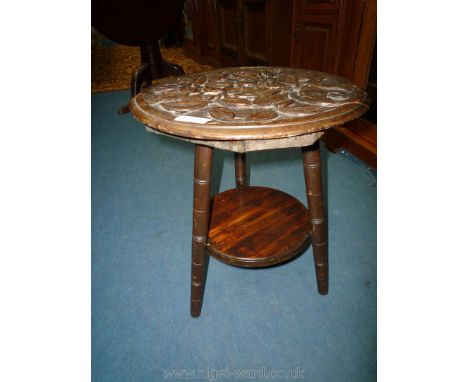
left=234, top=152, right=247, bottom=188
left=302, top=141, right=328, bottom=294
left=191, top=145, right=214, bottom=317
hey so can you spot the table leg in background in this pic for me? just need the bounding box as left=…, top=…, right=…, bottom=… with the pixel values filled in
left=234, top=152, right=247, bottom=188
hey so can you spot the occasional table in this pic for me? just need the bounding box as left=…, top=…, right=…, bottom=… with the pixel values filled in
left=129, top=67, right=369, bottom=317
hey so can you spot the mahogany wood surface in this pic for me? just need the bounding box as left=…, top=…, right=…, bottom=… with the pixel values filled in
left=207, top=186, right=310, bottom=268
left=129, top=67, right=369, bottom=141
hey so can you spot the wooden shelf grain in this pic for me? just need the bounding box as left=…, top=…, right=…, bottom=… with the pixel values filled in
left=208, top=186, right=310, bottom=267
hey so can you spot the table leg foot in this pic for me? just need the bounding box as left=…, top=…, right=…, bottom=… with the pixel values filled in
left=191, top=145, right=213, bottom=317
left=159, top=61, right=185, bottom=77
left=302, top=142, right=328, bottom=295
left=131, top=63, right=150, bottom=98
left=234, top=153, right=247, bottom=188
left=118, top=63, right=150, bottom=115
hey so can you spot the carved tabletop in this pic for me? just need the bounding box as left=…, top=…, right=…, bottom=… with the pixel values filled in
left=129, top=67, right=369, bottom=142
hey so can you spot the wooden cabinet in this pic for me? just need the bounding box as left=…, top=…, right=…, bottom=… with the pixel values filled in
left=290, top=0, right=377, bottom=168
left=184, top=0, right=293, bottom=67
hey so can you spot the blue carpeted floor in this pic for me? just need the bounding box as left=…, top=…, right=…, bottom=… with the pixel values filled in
left=92, top=90, right=377, bottom=381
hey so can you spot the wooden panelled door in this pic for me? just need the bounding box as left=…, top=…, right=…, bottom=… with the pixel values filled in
left=199, top=0, right=219, bottom=62
left=217, top=0, right=272, bottom=66
left=216, top=0, right=293, bottom=67
left=241, top=0, right=270, bottom=65
left=290, top=0, right=377, bottom=168
left=290, top=0, right=341, bottom=72
left=217, top=0, right=243, bottom=65
left=290, top=0, right=366, bottom=76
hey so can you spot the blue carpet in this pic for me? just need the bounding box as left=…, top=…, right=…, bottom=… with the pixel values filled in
left=92, top=90, right=377, bottom=381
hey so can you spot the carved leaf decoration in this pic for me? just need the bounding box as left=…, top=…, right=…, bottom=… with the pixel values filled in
left=276, top=73, right=297, bottom=85
left=220, top=97, right=252, bottom=107
left=254, top=94, right=289, bottom=106
left=138, top=67, right=368, bottom=127
left=277, top=101, right=323, bottom=115
left=294, top=71, right=316, bottom=82
left=300, top=87, right=329, bottom=98
left=205, top=81, right=232, bottom=90
left=314, top=77, right=356, bottom=94
left=177, top=87, right=197, bottom=96
left=150, top=89, right=180, bottom=98
left=209, top=107, right=236, bottom=121
left=231, top=70, right=259, bottom=79
left=247, top=110, right=279, bottom=121
left=327, top=90, right=352, bottom=101
left=276, top=99, right=294, bottom=108
left=161, top=99, right=208, bottom=111
left=257, top=87, right=282, bottom=97
left=202, top=89, right=225, bottom=97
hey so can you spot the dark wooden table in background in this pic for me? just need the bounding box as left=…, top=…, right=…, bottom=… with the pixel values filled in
left=91, top=0, right=185, bottom=112
left=130, top=67, right=369, bottom=317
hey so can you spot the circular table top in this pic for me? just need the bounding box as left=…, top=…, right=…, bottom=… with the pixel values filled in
left=129, top=67, right=369, bottom=141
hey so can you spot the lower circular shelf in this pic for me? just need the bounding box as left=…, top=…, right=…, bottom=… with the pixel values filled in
left=207, top=186, right=310, bottom=267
